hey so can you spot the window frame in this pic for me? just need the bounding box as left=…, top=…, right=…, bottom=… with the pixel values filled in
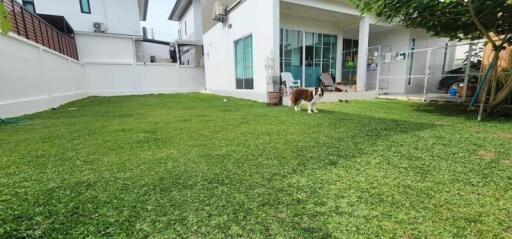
left=234, top=34, right=254, bottom=90
left=79, top=0, right=91, bottom=14
left=22, top=0, right=36, bottom=13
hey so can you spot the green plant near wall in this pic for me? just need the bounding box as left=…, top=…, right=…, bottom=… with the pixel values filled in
left=0, top=2, right=11, bottom=35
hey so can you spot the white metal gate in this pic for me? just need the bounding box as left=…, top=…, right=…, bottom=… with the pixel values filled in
left=373, top=41, right=484, bottom=102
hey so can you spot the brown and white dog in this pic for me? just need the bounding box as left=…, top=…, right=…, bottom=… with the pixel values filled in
left=290, top=87, right=324, bottom=113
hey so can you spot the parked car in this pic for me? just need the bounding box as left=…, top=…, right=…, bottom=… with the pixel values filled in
left=438, top=61, right=481, bottom=92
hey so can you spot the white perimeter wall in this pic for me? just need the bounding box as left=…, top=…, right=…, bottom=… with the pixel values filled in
left=203, top=0, right=279, bottom=102
left=135, top=41, right=172, bottom=63
left=75, top=33, right=137, bottom=64
left=0, top=34, right=87, bottom=117
left=0, top=34, right=206, bottom=118
left=86, top=64, right=205, bottom=96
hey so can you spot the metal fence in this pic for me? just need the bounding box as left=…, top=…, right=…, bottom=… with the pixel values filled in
left=373, top=41, right=485, bottom=102
left=2, top=0, right=79, bottom=60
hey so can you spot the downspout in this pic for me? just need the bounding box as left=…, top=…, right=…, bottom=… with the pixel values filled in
left=441, top=42, right=448, bottom=74
left=407, top=38, right=416, bottom=86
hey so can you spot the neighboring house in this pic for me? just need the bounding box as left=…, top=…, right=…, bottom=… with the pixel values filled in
left=201, top=0, right=456, bottom=102
left=168, top=0, right=204, bottom=66
left=135, top=38, right=174, bottom=63
left=135, top=27, right=175, bottom=63
left=17, top=0, right=149, bottom=64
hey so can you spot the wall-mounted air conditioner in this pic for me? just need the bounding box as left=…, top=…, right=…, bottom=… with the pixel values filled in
left=92, top=22, right=107, bottom=33
left=212, top=1, right=227, bottom=23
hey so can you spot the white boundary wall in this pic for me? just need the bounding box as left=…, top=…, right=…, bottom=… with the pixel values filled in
left=86, top=63, right=205, bottom=96
left=0, top=34, right=88, bottom=117
left=0, top=34, right=206, bottom=117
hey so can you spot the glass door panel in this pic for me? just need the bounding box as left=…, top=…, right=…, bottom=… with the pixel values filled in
left=281, top=30, right=337, bottom=88
left=280, top=29, right=303, bottom=86
left=305, top=33, right=337, bottom=87
left=341, top=38, right=358, bottom=87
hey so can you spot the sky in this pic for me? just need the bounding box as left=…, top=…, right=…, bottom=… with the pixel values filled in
left=140, top=0, right=179, bottom=42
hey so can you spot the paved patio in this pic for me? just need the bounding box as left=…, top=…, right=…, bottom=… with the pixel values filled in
left=378, top=93, right=466, bottom=103
left=282, top=90, right=378, bottom=106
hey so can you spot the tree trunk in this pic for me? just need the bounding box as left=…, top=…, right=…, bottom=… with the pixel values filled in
left=488, top=51, right=500, bottom=112
left=491, top=75, right=512, bottom=109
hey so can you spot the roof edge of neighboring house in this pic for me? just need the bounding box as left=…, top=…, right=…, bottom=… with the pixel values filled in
left=168, top=0, right=192, bottom=21
left=139, top=0, right=149, bottom=21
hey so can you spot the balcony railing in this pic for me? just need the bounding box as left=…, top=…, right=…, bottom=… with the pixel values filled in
left=1, top=0, right=79, bottom=60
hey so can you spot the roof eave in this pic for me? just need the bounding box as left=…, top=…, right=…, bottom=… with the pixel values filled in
left=168, top=0, right=192, bottom=21
left=139, top=0, right=149, bottom=21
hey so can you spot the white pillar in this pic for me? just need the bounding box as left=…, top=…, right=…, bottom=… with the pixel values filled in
left=357, top=17, right=370, bottom=91
left=335, top=29, right=343, bottom=83
left=272, top=0, right=281, bottom=75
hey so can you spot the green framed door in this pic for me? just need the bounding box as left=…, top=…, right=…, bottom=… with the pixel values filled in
left=280, top=29, right=303, bottom=86
left=305, top=32, right=337, bottom=87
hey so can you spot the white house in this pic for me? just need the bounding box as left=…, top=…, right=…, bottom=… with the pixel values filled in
left=17, top=0, right=149, bottom=64
left=201, top=0, right=456, bottom=102
left=168, top=0, right=204, bottom=66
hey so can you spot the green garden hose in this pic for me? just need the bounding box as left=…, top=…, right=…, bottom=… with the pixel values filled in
left=0, top=117, right=26, bottom=124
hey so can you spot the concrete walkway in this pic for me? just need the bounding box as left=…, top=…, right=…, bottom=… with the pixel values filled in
left=282, top=90, right=377, bottom=106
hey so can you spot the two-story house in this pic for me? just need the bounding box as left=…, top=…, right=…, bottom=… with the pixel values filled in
left=17, top=0, right=149, bottom=64
left=198, top=0, right=457, bottom=102
left=168, top=0, right=203, bottom=66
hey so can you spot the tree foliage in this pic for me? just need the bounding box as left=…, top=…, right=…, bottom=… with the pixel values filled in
left=351, top=0, right=511, bottom=45
left=350, top=0, right=512, bottom=120
left=0, top=2, right=11, bottom=35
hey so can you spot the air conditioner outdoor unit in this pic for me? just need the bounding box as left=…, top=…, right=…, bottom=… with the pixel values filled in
left=92, top=22, right=107, bottom=33
left=212, top=1, right=227, bottom=23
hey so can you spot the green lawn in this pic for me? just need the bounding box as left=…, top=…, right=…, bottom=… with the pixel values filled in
left=1, top=94, right=511, bottom=238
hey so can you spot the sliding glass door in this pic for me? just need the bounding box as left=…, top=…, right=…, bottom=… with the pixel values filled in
left=281, top=29, right=337, bottom=88
left=280, top=29, right=303, bottom=86
left=341, top=38, right=358, bottom=87
left=304, top=32, right=337, bottom=87
left=304, top=32, right=320, bottom=87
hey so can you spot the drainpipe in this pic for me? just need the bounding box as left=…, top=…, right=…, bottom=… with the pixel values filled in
left=177, top=44, right=182, bottom=65
left=132, top=38, right=137, bottom=66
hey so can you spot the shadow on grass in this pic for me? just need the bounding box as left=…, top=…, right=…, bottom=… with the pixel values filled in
left=407, top=101, right=512, bottom=122
left=410, top=101, right=478, bottom=119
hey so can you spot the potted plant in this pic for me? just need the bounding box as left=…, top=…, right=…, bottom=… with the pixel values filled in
left=265, top=54, right=282, bottom=106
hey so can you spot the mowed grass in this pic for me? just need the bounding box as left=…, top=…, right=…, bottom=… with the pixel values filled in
left=1, top=93, right=512, bottom=238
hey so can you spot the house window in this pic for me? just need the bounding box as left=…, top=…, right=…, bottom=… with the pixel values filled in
left=234, top=35, right=253, bottom=90
left=80, top=0, right=91, bottom=14
left=22, top=0, right=36, bottom=13
left=184, top=21, right=187, bottom=36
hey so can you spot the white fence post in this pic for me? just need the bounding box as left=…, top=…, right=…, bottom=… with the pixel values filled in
left=375, top=45, right=381, bottom=97
left=423, top=48, right=432, bottom=101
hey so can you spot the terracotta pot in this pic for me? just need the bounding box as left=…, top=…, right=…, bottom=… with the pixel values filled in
left=267, top=92, right=281, bottom=106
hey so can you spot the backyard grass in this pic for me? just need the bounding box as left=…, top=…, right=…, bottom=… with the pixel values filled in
left=1, top=93, right=511, bottom=238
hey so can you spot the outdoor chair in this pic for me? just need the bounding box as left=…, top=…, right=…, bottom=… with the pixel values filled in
left=320, top=73, right=336, bottom=91
left=281, top=72, right=300, bottom=95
